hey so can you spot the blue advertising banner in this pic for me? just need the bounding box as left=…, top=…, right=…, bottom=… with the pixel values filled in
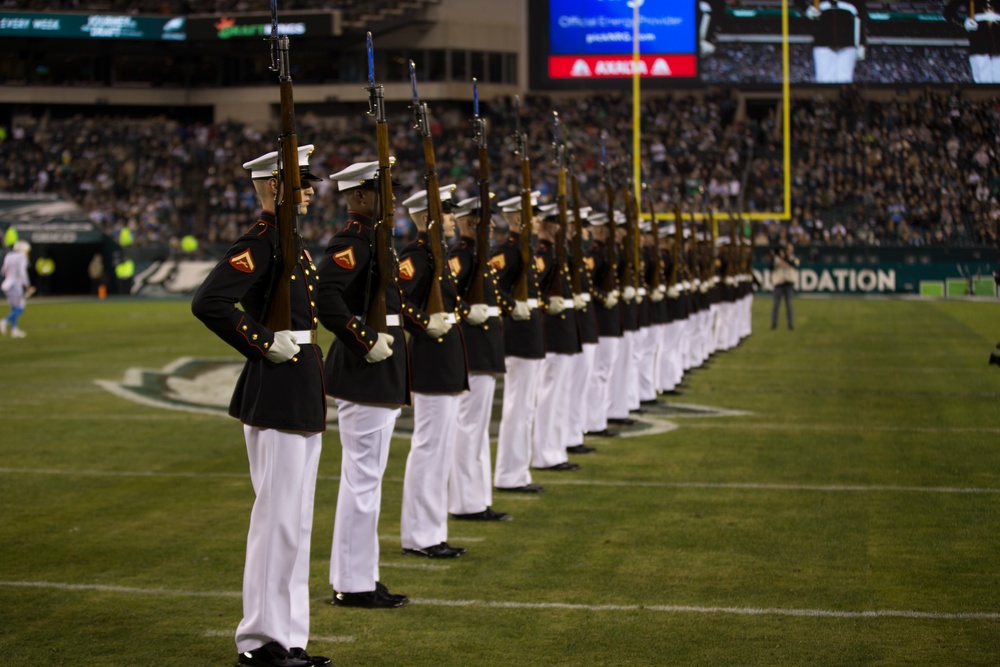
left=548, top=0, right=695, bottom=55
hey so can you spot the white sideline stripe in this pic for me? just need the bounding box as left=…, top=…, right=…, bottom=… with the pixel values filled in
left=1, top=468, right=996, bottom=494
left=203, top=629, right=356, bottom=644
left=412, top=598, right=1000, bottom=620
left=0, top=467, right=342, bottom=483
left=6, top=581, right=996, bottom=621
left=541, top=480, right=1000, bottom=494
left=683, top=422, right=1000, bottom=434
left=0, top=580, right=240, bottom=598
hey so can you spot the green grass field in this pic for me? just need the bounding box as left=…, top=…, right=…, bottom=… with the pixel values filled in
left=1, top=295, right=999, bottom=666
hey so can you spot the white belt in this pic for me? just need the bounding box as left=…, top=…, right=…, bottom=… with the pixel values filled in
left=527, top=298, right=539, bottom=308
left=291, top=330, right=316, bottom=345
left=443, top=312, right=457, bottom=324
left=486, top=306, right=500, bottom=317
left=385, top=314, right=400, bottom=327
left=975, top=11, right=1000, bottom=22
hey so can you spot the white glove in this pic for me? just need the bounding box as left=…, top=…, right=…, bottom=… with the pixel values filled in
left=572, top=294, right=587, bottom=310
left=699, top=40, right=716, bottom=57
left=856, top=45, right=866, bottom=61
left=602, top=293, right=619, bottom=310
left=426, top=311, right=453, bottom=338
left=547, top=296, right=566, bottom=315
left=805, top=5, right=820, bottom=19
left=511, top=300, right=531, bottom=321
left=364, top=332, right=394, bottom=363
left=465, top=303, right=490, bottom=326
left=265, top=330, right=300, bottom=364
left=965, top=17, right=979, bottom=31
left=623, top=285, right=637, bottom=302
left=650, top=289, right=665, bottom=302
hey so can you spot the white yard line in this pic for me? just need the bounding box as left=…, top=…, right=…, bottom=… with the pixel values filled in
left=1, top=468, right=996, bottom=494
left=2, top=581, right=995, bottom=621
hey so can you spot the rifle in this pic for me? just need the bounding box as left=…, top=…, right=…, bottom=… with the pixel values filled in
left=512, top=96, right=533, bottom=302
left=671, top=203, right=683, bottom=287
left=261, top=0, right=302, bottom=332
left=549, top=111, right=568, bottom=299
left=599, top=131, right=618, bottom=294
left=620, top=170, right=639, bottom=292
left=409, top=60, right=446, bottom=315
left=569, top=157, right=584, bottom=296
left=365, top=32, right=394, bottom=334
left=646, top=192, right=662, bottom=293
left=467, top=78, right=491, bottom=305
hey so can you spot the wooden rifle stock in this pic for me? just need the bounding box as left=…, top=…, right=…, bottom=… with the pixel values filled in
left=409, top=63, right=445, bottom=316
left=602, top=170, right=618, bottom=294
left=262, top=33, right=302, bottom=332
left=569, top=166, right=584, bottom=295
left=513, top=97, right=532, bottom=302
left=671, top=204, right=682, bottom=286
left=366, top=32, right=392, bottom=334
left=647, top=196, right=662, bottom=292
left=467, top=135, right=491, bottom=304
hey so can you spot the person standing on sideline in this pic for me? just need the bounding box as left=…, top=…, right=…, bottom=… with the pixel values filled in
left=316, top=159, right=411, bottom=610
left=1, top=240, right=33, bottom=338
left=191, top=145, right=330, bottom=667
left=771, top=242, right=799, bottom=330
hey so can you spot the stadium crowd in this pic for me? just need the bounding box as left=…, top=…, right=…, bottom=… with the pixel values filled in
left=1, top=86, right=998, bottom=252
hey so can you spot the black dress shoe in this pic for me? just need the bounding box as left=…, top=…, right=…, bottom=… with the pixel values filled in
left=533, top=461, right=580, bottom=471
left=566, top=444, right=596, bottom=454
left=237, top=642, right=311, bottom=667
left=332, top=585, right=408, bottom=609
left=289, top=648, right=331, bottom=667
left=608, top=417, right=636, bottom=426
left=402, top=542, right=466, bottom=558
left=451, top=507, right=513, bottom=521
left=375, top=581, right=410, bottom=605
left=495, top=484, right=545, bottom=493
left=584, top=429, right=619, bottom=438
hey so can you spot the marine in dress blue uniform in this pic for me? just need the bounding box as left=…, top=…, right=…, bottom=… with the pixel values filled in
left=447, top=195, right=512, bottom=521
left=397, top=184, right=471, bottom=558
left=531, top=204, right=582, bottom=471
left=191, top=145, right=330, bottom=667
left=315, top=160, right=410, bottom=610
left=489, top=192, right=547, bottom=492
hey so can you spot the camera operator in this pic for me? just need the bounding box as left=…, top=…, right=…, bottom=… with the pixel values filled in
left=771, top=243, right=799, bottom=330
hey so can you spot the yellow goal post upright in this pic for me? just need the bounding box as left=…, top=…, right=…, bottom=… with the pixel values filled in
left=632, top=0, right=792, bottom=224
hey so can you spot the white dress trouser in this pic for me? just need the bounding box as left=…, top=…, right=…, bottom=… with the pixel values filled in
left=531, top=351, right=575, bottom=468
left=236, top=426, right=322, bottom=654
left=566, top=343, right=597, bottom=446
left=401, top=391, right=462, bottom=550
left=450, top=373, right=498, bottom=515
left=638, top=325, right=659, bottom=402
left=494, top=356, right=543, bottom=488
left=587, top=336, right=621, bottom=431
left=609, top=330, right=635, bottom=419
left=330, top=401, right=400, bottom=594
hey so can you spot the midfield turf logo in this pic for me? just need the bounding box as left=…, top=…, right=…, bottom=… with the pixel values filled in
left=96, top=358, right=748, bottom=437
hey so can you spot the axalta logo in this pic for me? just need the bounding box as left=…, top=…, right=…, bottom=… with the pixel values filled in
left=214, top=16, right=306, bottom=39
left=550, top=55, right=696, bottom=79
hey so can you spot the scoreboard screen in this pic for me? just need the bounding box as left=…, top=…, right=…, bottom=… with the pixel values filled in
left=530, top=1, right=987, bottom=89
